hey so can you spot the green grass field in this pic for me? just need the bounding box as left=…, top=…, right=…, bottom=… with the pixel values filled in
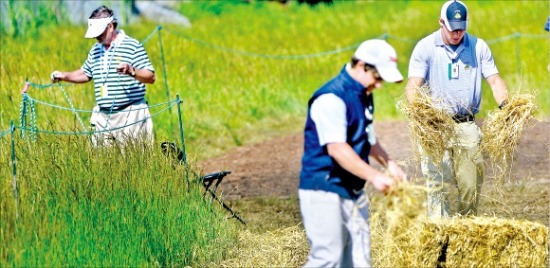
left=1, top=0, right=548, bottom=157
left=1, top=0, right=548, bottom=266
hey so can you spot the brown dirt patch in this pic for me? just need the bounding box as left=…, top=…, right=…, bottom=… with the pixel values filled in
left=200, top=120, right=549, bottom=197
left=199, top=120, right=550, bottom=227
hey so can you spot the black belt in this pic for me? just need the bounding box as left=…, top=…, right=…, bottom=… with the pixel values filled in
left=99, top=100, right=144, bottom=113
left=452, top=114, right=475, bottom=123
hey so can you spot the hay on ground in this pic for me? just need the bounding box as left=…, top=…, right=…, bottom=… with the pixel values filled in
left=218, top=225, right=307, bottom=267
left=218, top=181, right=548, bottom=268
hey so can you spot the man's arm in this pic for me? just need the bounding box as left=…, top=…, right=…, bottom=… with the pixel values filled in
left=369, top=142, right=407, bottom=181
left=133, top=68, right=155, bottom=84
left=486, top=74, right=508, bottom=107
left=327, top=142, right=397, bottom=192
left=51, top=69, right=91, bottom=83
left=405, top=77, right=424, bottom=103
left=115, top=62, right=156, bottom=84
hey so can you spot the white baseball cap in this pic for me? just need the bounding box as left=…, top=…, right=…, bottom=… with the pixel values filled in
left=84, top=17, right=113, bottom=38
left=354, top=39, right=403, bottom=83
left=440, top=0, right=468, bottom=31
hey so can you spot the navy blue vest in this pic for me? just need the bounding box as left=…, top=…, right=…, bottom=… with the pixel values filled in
left=299, top=66, right=374, bottom=200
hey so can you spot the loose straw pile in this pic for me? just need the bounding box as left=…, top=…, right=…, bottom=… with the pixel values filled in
left=215, top=181, right=548, bottom=267
left=371, top=181, right=427, bottom=231
left=369, top=181, right=548, bottom=268
left=370, top=182, right=432, bottom=267
left=419, top=217, right=548, bottom=268
left=217, top=226, right=308, bottom=267
left=481, top=92, right=538, bottom=183
left=398, top=86, right=456, bottom=162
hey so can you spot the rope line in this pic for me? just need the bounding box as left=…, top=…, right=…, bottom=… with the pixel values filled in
left=15, top=100, right=178, bottom=136
left=141, top=25, right=161, bottom=45
left=163, top=28, right=388, bottom=59
left=18, top=96, right=26, bottom=138
left=29, top=97, right=37, bottom=141
left=18, top=94, right=38, bottom=141
left=486, top=33, right=547, bottom=44
left=23, top=85, right=176, bottom=113
left=163, top=28, right=546, bottom=59
left=0, top=128, right=10, bottom=138
left=6, top=28, right=547, bottom=138
left=58, top=83, right=87, bottom=131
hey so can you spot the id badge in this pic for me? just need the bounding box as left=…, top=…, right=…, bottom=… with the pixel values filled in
left=100, top=84, right=109, bottom=97
left=449, top=63, right=459, bottom=79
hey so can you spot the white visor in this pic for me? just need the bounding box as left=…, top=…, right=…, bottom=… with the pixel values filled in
left=84, top=17, right=113, bottom=38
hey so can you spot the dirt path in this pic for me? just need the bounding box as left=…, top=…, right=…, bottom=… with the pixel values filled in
left=199, top=120, right=549, bottom=200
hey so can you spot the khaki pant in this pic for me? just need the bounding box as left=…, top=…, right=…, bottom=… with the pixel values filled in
left=90, top=101, right=154, bottom=147
left=421, top=121, right=484, bottom=218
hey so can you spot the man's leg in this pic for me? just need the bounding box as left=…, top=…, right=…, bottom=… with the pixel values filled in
left=90, top=106, right=115, bottom=147
left=121, top=102, right=154, bottom=145
left=344, top=193, right=371, bottom=267
left=299, top=189, right=346, bottom=267
left=421, top=147, right=453, bottom=218
left=454, top=122, right=484, bottom=216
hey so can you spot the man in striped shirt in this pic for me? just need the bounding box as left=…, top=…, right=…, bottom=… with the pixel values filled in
left=51, top=5, right=156, bottom=146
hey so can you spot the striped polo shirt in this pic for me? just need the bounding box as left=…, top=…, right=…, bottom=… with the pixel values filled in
left=408, top=29, right=499, bottom=115
left=82, top=30, right=154, bottom=110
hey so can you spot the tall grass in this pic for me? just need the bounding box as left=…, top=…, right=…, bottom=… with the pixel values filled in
left=0, top=0, right=63, bottom=37
left=0, top=134, right=238, bottom=266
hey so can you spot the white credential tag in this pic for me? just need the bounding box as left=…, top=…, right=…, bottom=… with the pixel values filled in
left=451, top=63, right=459, bottom=79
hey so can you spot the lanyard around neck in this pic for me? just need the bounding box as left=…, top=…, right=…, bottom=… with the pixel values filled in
left=100, top=43, right=118, bottom=84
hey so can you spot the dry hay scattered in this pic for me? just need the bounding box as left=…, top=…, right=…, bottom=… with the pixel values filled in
left=372, top=215, right=548, bottom=268
left=218, top=182, right=548, bottom=267
left=398, top=86, right=457, bottom=162
left=370, top=182, right=433, bottom=267
left=217, top=225, right=307, bottom=267
left=370, top=181, right=427, bottom=231
left=369, top=181, right=548, bottom=268
left=481, top=92, right=538, bottom=183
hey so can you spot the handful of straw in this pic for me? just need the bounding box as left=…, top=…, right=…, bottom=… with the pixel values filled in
left=481, top=92, right=538, bottom=182
left=398, top=86, right=456, bottom=162
left=376, top=181, right=427, bottom=230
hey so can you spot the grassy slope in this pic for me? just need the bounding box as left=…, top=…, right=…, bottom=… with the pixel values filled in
left=1, top=0, right=548, bottom=159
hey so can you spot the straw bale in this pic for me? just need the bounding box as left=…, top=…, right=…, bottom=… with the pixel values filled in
left=370, top=181, right=548, bottom=268
left=370, top=182, right=439, bottom=267
left=481, top=92, right=538, bottom=183
left=372, top=216, right=548, bottom=267
left=428, top=217, right=548, bottom=267
left=398, top=86, right=457, bottom=162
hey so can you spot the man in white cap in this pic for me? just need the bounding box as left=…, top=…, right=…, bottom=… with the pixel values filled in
left=51, top=5, right=156, bottom=146
left=405, top=0, right=509, bottom=218
left=299, top=39, right=407, bottom=267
